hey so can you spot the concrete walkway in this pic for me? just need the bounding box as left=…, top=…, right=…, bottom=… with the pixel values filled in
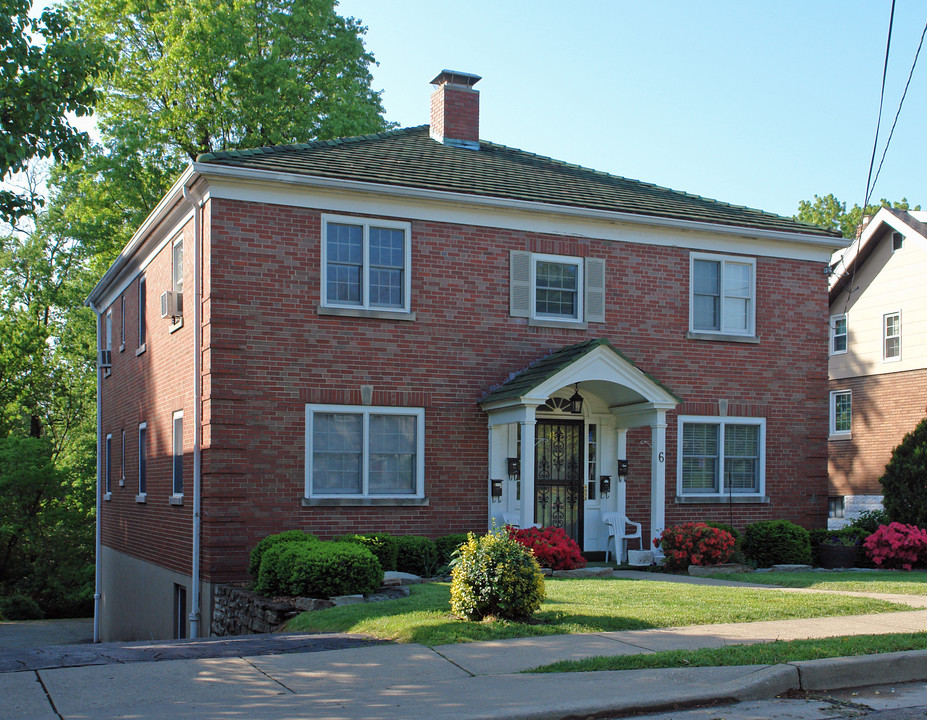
left=4, top=572, right=927, bottom=719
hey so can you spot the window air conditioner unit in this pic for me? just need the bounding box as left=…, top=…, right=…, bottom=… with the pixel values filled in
left=99, top=349, right=112, bottom=368
left=161, top=290, right=183, bottom=319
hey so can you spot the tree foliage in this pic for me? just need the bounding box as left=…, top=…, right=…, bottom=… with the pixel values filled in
left=795, top=194, right=921, bottom=240
left=0, top=0, right=109, bottom=222
left=881, top=417, right=927, bottom=529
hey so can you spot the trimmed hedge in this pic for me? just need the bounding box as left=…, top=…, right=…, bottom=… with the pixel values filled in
left=395, top=535, right=439, bottom=577
left=256, top=541, right=383, bottom=598
left=435, top=533, right=470, bottom=566
left=248, top=530, right=317, bottom=580
left=336, top=533, right=399, bottom=572
left=742, top=520, right=811, bottom=568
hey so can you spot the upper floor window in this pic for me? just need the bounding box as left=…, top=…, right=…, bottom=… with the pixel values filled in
left=104, top=309, right=113, bottom=376
left=138, top=276, right=147, bottom=350
left=119, top=295, right=125, bottom=350
left=883, top=311, right=901, bottom=361
left=321, top=215, right=412, bottom=313
left=172, top=410, right=184, bottom=496
left=690, top=253, right=756, bottom=337
left=105, top=433, right=112, bottom=496
left=509, top=251, right=605, bottom=325
left=306, top=405, right=424, bottom=499
left=172, top=235, right=184, bottom=294
left=677, top=416, right=765, bottom=497
left=137, top=422, right=148, bottom=499
left=830, top=390, right=851, bottom=436
left=830, top=314, right=847, bottom=355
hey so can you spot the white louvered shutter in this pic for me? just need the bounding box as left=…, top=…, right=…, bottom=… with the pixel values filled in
left=510, top=250, right=532, bottom=317
left=585, top=257, right=606, bottom=323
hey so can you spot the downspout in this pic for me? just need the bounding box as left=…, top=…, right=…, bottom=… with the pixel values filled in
left=90, top=303, right=103, bottom=643
left=183, top=183, right=205, bottom=638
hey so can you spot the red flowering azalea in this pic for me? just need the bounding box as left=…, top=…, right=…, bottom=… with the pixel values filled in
left=508, top=526, right=586, bottom=570
left=864, top=523, right=927, bottom=570
left=655, top=522, right=736, bottom=573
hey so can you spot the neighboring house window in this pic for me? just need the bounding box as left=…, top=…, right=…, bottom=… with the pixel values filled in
left=104, top=309, right=113, bottom=375
left=892, top=231, right=904, bottom=252
left=172, top=411, right=183, bottom=496
left=830, top=314, right=847, bottom=355
left=677, top=416, right=765, bottom=497
left=138, top=276, right=147, bottom=350
left=321, top=215, right=412, bottom=313
left=119, top=295, right=125, bottom=350
left=509, top=251, right=606, bottom=324
left=689, top=253, right=756, bottom=336
left=138, top=422, right=147, bottom=498
left=883, top=311, right=901, bottom=361
left=828, top=496, right=845, bottom=519
left=830, top=390, right=851, bottom=436
left=121, top=429, right=126, bottom=484
left=105, top=433, right=112, bottom=496
left=306, top=405, right=424, bottom=498
left=172, top=236, right=184, bottom=294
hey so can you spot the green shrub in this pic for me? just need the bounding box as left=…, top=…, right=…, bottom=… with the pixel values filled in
left=335, top=533, right=399, bottom=572
left=742, top=520, right=811, bottom=568
left=450, top=531, right=545, bottom=621
left=703, top=521, right=740, bottom=543
left=435, top=533, right=470, bottom=566
left=248, top=530, right=317, bottom=580
left=848, top=509, right=890, bottom=535
left=395, top=535, right=439, bottom=577
left=881, top=417, right=927, bottom=527
left=256, top=541, right=383, bottom=598
left=0, top=593, right=45, bottom=620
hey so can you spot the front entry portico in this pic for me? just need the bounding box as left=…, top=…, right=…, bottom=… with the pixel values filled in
left=479, top=339, right=680, bottom=555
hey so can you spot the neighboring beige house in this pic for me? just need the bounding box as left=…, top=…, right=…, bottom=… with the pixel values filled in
left=828, top=207, right=927, bottom=528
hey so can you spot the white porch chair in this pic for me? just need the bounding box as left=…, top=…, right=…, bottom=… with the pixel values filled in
left=502, top=512, right=521, bottom=528
left=602, top=512, right=642, bottom=563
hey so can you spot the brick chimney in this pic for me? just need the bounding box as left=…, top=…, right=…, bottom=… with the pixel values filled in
left=429, top=70, right=481, bottom=150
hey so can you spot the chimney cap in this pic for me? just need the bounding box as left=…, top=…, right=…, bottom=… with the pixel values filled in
left=430, top=70, right=481, bottom=88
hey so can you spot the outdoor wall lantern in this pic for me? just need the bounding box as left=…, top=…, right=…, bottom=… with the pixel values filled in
left=617, top=459, right=629, bottom=481
left=568, top=384, right=584, bottom=414
left=491, top=478, right=503, bottom=502
left=507, top=457, right=520, bottom=482
left=599, top=475, right=611, bottom=498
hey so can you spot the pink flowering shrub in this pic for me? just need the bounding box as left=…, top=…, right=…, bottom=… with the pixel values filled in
left=508, top=526, right=586, bottom=571
left=863, top=522, right=927, bottom=570
left=655, top=522, right=736, bottom=573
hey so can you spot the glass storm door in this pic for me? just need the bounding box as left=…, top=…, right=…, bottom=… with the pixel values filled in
left=535, top=420, right=584, bottom=544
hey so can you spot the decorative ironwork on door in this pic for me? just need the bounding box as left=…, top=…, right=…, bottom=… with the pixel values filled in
left=535, top=421, right=584, bottom=544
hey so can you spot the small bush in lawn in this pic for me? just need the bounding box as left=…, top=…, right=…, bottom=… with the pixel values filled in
left=742, top=520, right=811, bottom=568
left=335, top=533, right=399, bottom=572
left=248, top=530, right=317, bottom=580
left=655, top=522, right=736, bottom=572
left=256, top=541, right=382, bottom=597
left=395, top=535, right=439, bottom=577
left=864, top=522, right=927, bottom=570
left=435, top=533, right=470, bottom=566
left=450, top=531, right=545, bottom=621
left=508, top=526, right=586, bottom=570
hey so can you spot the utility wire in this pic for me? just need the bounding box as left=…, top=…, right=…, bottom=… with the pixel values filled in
left=863, top=0, right=896, bottom=209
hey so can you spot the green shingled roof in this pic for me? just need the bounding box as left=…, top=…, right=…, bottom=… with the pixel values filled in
left=480, top=338, right=680, bottom=405
left=197, top=126, right=837, bottom=238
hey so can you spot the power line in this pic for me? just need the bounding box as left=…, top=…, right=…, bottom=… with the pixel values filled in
left=863, top=0, right=896, bottom=209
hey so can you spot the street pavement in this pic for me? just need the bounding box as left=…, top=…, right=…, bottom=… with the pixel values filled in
left=3, top=571, right=927, bottom=719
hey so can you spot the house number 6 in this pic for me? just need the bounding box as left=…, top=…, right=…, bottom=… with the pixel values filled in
left=658, top=452, right=665, bottom=463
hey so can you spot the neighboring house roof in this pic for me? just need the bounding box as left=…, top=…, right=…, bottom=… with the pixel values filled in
left=197, top=126, right=838, bottom=239
left=830, top=207, right=927, bottom=303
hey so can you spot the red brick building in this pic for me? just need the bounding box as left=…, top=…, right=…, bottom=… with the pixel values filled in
left=88, top=70, right=844, bottom=641
left=827, top=207, right=927, bottom=527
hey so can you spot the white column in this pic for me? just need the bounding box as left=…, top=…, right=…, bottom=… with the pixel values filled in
left=650, top=412, right=667, bottom=551
left=519, top=412, right=537, bottom=530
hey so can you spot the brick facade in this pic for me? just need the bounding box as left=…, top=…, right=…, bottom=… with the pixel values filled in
left=828, top=368, right=927, bottom=496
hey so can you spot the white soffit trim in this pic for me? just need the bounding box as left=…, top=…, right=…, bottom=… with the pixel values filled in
left=194, top=164, right=845, bottom=262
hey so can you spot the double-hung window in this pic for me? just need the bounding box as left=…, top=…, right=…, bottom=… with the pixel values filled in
left=138, top=276, right=147, bottom=352
left=830, top=390, right=851, bottom=437
left=137, top=422, right=147, bottom=501
left=509, top=251, right=605, bottom=325
left=105, top=434, right=112, bottom=497
left=883, top=311, right=901, bottom=361
left=321, top=215, right=412, bottom=314
left=690, top=253, right=756, bottom=337
left=172, top=411, right=183, bottom=497
left=306, top=405, right=424, bottom=499
left=678, top=416, right=765, bottom=497
left=830, top=314, right=847, bottom=355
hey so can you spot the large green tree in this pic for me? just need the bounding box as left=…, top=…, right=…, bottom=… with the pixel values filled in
left=0, top=0, right=109, bottom=222
left=795, top=194, right=921, bottom=240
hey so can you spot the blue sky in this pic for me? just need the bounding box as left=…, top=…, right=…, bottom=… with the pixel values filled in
left=338, top=0, right=925, bottom=217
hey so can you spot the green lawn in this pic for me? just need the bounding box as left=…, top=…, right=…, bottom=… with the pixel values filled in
left=724, top=571, right=927, bottom=595
left=528, top=632, right=927, bottom=673
left=286, top=577, right=906, bottom=646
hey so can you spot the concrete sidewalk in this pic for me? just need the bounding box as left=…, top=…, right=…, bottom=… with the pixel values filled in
left=5, top=573, right=927, bottom=719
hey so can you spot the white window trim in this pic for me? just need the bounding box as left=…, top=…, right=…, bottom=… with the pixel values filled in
left=531, top=252, right=584, bottom=323
left=320, top=214, right=412, bottom=314
left=305, top=404, right=425, bottom=500
left=136, top=422, right=147, bottom=502
left=676, top=415, right=766, bottom=498
left=883, top=310, right=901, bottom=362
left=688, top=252, right=757, bottom=338
left=829, top=390, right=851, bottom=438
left=830, top=314, right=847, bottom=356
left=172, top=410, right=184, bottom=498
left=104, top=433, right=113, bottom=500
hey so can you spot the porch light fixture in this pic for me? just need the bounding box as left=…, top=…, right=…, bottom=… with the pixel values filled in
left=568, top=384, right=584, bottom=414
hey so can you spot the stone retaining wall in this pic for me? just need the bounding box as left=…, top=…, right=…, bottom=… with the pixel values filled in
left=211, top=585, right=302, bottom=637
